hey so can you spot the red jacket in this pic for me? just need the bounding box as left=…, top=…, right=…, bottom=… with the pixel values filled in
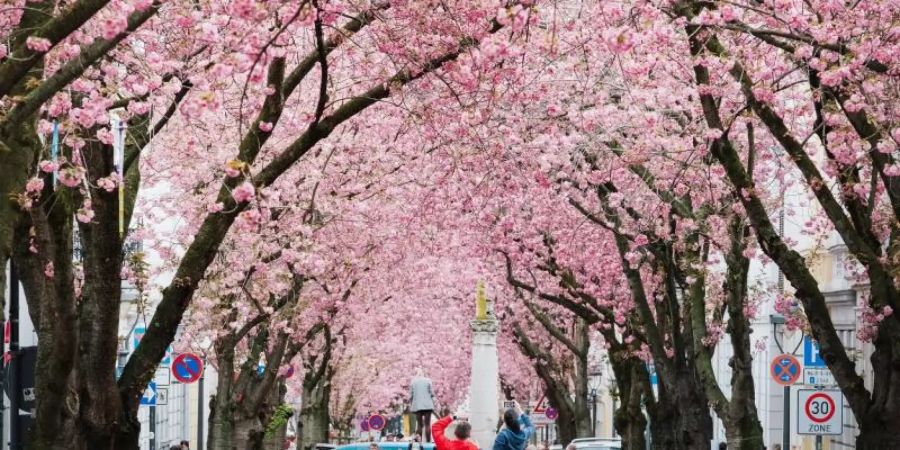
left=432, top=416, right=479, bottom=450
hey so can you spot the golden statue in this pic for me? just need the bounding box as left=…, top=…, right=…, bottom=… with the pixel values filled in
left=476, top=281, right=487, bottom=320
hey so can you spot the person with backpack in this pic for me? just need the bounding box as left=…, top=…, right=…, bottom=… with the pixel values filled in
left=492, top=402, right=534, bottom=450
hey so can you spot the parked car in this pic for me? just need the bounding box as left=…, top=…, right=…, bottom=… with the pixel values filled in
left=336, top=443, right=437, bottom=450
left=558, top=438, right=622, bottom=450
left=577, top=443, right=620, bottom=450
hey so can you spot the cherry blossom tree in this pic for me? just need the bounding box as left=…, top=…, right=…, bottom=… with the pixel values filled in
left=2, top=0, right=540, bottom=448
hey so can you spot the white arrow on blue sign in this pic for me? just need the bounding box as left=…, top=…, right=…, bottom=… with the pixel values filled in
left=140, top=382, right=157, bottom=406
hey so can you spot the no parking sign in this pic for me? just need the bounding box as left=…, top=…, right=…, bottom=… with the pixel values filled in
left=797, top=389, right=843, bottom=435
left=367, top=414, right=386, bottom=431
left=171, top=353, right=204, bottom=384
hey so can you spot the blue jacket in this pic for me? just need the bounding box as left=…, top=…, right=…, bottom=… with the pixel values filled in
left=492, top=414, right=534, bottom=450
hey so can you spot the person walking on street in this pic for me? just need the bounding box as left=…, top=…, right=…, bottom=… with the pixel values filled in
left=410, top=367, right=436, bottom=442
left=409, top=433, right=424, bottom=450
left=492, top=403, right=534, bottom=450
left=432, top=415, right=478, bottom=450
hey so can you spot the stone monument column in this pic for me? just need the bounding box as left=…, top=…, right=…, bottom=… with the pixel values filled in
left=469, top=281, right=499, bottom=450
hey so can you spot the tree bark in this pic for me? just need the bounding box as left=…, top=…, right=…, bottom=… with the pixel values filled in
left=300, top=371, right=332, bottom=450
left=608, top=355, right=648, bottom=450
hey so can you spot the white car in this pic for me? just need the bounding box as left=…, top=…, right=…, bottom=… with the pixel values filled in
left=566, top=438, right=622, bottom=450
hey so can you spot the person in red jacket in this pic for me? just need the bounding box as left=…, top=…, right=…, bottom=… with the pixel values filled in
left=432, top=415, right=479, bottom=450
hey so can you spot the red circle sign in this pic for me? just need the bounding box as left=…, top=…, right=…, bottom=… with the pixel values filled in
left=171, top=353, right=204, bottom=384
left=367, top=414, right=386, bottom=431
left=805, top=392, right=836, bottom=423
left=545, top=407, right=558, bottom=420
left=770, top=354, right=801, bottom=386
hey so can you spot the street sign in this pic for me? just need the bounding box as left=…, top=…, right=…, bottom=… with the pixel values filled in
left=4, top=346, right=37, bottom=413
left=503, top=401, right=516, bottom=409
left=171, top=353, right=203, bottom=384
left=154, top=367, right=171, bottom=386
left=545, top=407, right=558, bottom=421
left=360, top=419, right=370, bottom=432
left=803, top=337, right=826, bottom=368
left=131, top=326, right=172, bottom=365
left=647, top=363, right=658, bottom=385
left=798, top=389, right=842, bottom=435
left=141, top=382, right=157, bottom=406
left=804, top=368, right=836, bottom=387
left=156, top=387, right=168, bottom=406
left=532, top=395, right=547, bottom=413
left=132, top=326, right=145, bottom=351
left=368, top=414, right=386, bottom=431
left=771, top=354, right=801, bottom=386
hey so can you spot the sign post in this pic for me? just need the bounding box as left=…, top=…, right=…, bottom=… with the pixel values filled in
left=797, top=389, right=842, bottom=436
left=803, top=368, right=835, bottom=387
left=771, top=354, right=802, bottom=386
left=803, top=337, right=826, bottom=368
left=368, top=414, right=386, bottom=431
left=544, top=407, right=558, bottom=421
left=771, top=353, right=801, bottom=450
left=172, top=353, right=204, bottom=384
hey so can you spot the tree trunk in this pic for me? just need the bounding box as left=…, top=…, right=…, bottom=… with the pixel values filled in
left=300, top=375, right=331, bottom=450
left=854, top=324, right=900, bottom=450
left=671, top=373, right=712, bottom=450
left=571, top=320, right=593, bottom=439
left=209, top=393, right=238, bottom=450
left=608, top=355, right=648, bottom=450
left=234, top=384, right=288, bottom=450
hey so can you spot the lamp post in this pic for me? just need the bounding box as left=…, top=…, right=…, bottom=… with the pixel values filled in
left=588, top=365, right=602, bottom=437
left=771, top=312, right=802, bottom=450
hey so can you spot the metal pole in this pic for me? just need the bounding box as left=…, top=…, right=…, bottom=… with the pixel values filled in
left=1, top=265, right=8, bottom=448
left=150, top=405, right=156, bottom=450
left=779, top=202, right=789, bottom=450
left=783, top=385, right=790, bottom=450
left=591, top=395, right=597, bottom=436
left=198, top=373, right=204, bottom=450
left=9, top=261, right=20, bottom=450
left=815, top=435, right=823, bottom=450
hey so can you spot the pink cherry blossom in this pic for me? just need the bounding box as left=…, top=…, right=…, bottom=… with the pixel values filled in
left=25, top=178, right=44, bottom=194
left=26, top=36, right=52, bottom=52
left=232, top=182, right=255, bottom=203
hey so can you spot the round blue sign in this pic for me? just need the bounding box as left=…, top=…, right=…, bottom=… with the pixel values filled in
left=368, top=414, right=386, bottom=431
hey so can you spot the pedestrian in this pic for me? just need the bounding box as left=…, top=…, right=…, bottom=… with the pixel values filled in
left=772, top=445, right=782, bottom=450
left=170, top=446, right=182, bottom=450
left=492, top=402, right=534, bottom=450
left=409, top=433, right=424, bottom=450
left=718, top=443, right=727, bottom=450
left=370, top=442, right=380, bottom=450
left=181, top=440, right=190, bottom=450
left=432, top=415, right=478, bottom=450
left=410, top=367, right=436, bottom=442
left=565, top=444, right=576, bottom=450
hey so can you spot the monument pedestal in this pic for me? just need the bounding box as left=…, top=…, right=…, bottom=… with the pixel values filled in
left=469, top=318, right=499, bottom=450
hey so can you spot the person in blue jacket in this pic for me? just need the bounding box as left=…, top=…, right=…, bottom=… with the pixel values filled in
left=492, top=402, right=534, bottom=450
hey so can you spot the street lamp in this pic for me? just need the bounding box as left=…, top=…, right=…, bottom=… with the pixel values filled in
left=588, top=365, right=602, bottom=437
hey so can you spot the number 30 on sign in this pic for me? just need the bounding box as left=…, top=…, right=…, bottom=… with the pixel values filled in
left=797, top=389, right=843, bottom=435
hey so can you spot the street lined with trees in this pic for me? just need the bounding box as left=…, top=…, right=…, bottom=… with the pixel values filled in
left=0, top=0, right=897, bottom=449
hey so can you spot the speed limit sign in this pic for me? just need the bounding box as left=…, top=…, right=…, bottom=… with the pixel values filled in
left=798, top=389, right=843, bottom=435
